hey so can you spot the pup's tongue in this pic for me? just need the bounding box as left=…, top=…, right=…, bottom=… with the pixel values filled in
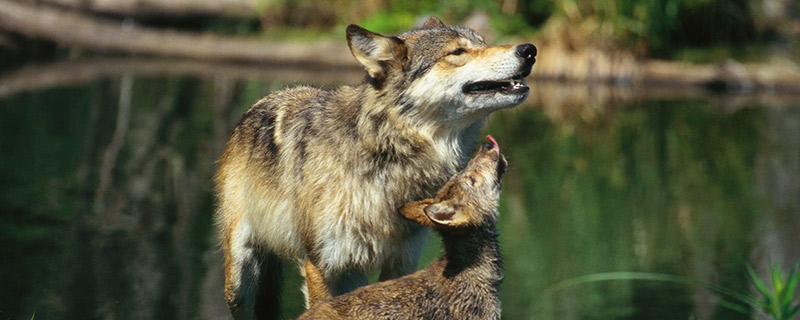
left=486, top=135, right=499, bottom=151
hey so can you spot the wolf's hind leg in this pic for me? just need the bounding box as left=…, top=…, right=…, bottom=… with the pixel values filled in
left=302, top=260, right=332, bottom=308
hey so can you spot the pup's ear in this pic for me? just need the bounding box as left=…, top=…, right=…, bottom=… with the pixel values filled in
left=346, top=25, right=406, bottom=82
left=424, top=201, right=469, bottom=227
left=399, top=199, right=435, bottom=228
left=421, top=16, right=445, bottom=29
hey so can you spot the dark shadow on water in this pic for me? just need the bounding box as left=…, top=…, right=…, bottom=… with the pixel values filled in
left=0, top=59, right=798, bottom=319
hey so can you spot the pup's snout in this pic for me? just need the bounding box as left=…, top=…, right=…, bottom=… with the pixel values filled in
left=485, top=135, right=498, bottom=151
left=515, top=43, right=536, bottom=76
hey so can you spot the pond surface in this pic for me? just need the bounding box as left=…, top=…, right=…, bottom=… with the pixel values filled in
left=1, top=59, right=799, bottom=320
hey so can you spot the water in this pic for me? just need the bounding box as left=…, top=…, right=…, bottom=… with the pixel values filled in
left=1, top=59, right=798, bottom=319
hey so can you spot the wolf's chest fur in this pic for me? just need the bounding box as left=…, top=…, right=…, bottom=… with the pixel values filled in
left=219, top=85, right=477, bottom=270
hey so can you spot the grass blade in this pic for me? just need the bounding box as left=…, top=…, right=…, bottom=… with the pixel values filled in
left=717, top=299, right=752, bottom=317
left=547, top=271, right=761, bottom=308
left=748, top=264, right=774, bottom=299
left=777, top=264, right=799, bottom=307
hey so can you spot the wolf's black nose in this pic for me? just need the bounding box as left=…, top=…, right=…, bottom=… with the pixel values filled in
left=515, top=44, right=536, bottom=77
left=515, top=44, right=537, bottom=60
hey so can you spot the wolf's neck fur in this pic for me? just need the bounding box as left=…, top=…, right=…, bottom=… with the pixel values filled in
left=349, top=83, right=484, bottom=186
left=361, top=84, right=482, bottom=146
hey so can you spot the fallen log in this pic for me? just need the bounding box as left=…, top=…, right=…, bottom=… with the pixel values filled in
left=0, top=57, right=364, bottom=98
left=37, top=0, right=260, bottom=18
left=0, top=0, right=356, bottom=65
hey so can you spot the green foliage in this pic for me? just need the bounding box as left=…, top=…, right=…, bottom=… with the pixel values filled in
left=205, top=17, right=263, bottom=35
left=358, top=0, right=535, bottom=36
left=548, top=261, right=800, bottom=319
left=359, top=11, right=419, bottom=34
left=745, top=262, right=800, bottom=320
left=540, top=0, right=760, bottom=57
left=354, top=0, right=763, bottom=58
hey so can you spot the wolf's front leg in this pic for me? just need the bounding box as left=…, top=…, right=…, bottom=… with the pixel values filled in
left=331, top=268, right=369, bottom=295
left=379, top=227, right=429, bottom=281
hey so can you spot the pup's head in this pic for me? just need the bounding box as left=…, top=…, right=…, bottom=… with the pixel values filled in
left=400, top=135, right=507, bottom=230
left=347, top=17, right=536, bottom=127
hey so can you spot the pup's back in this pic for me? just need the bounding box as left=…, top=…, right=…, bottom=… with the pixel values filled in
left=297, top=136, right=507, bottom=320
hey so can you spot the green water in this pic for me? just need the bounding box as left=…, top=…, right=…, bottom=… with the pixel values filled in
left=1, top=64, right=798, bottom=319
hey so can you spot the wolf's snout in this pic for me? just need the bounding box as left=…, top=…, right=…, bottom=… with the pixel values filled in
left=515, top=43, right=536, bottom=76
left=515, top=44, right=536, bottom=59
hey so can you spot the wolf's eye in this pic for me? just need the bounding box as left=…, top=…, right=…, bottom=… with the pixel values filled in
left=448, top=48, right=467, bottom=56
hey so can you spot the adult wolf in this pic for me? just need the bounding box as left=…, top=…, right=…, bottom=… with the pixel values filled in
left=215, top=17, right=535, bottom=319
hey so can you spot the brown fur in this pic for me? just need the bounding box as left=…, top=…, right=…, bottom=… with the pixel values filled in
left=296, top=138, right=507, bottom=320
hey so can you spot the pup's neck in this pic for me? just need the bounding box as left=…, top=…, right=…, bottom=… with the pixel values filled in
left=439, top=221, right=503, bottom=286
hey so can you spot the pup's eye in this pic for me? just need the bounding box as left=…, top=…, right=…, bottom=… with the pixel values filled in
left=469, top=176, right=477, bottom=185
left=448, top=48, right=467, bottom=56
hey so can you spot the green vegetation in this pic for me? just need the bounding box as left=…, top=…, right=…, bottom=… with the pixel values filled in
left=357, top=0, right=534, bottom=36
left=245, top=0, right=794, bottom=60
left=744, top=262, right=800, bottom=320
left=547, top=261, right=800, bottom=320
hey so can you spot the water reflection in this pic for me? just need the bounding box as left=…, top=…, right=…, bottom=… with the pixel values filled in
left=0, top=60, right=798, bottom=319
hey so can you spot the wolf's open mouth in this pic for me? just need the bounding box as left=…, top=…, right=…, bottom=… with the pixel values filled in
left=463, top=75, right=528, bottom=95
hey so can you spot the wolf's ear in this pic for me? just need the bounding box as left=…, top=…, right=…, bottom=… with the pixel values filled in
left=399, top=199, right=435, bottom=228
left=421, top=16, right=446, bottom=29
left=424, top=201, right=469, bottom=227
left=346, top=25, right=406, bottom=82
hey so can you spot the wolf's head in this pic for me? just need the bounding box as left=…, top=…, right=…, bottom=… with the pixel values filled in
left=347, top=17, right=536, bottom=129
left=399, top=135, right=507, bottom=231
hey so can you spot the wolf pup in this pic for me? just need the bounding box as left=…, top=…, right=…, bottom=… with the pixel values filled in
left=297, top=135, right=508, bottom=320
left=215, top=17, right=535, bottom=319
